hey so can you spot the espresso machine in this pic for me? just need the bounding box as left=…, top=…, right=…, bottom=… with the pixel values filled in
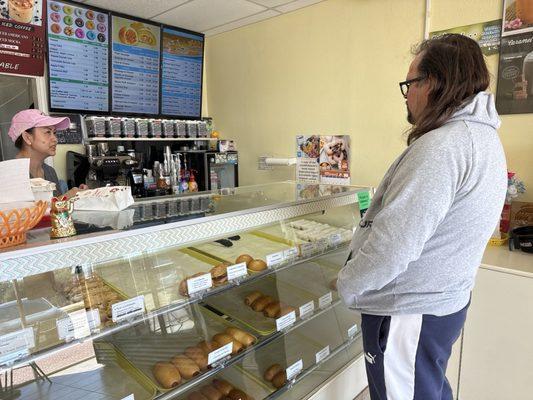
left=86, top=143, right=138, bottom=187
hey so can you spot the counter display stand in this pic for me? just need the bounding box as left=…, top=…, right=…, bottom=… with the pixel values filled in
left=0, top=182, right=370, bottom=400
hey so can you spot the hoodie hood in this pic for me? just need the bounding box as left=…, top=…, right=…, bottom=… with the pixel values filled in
left=447, top=92, right=501, bottom=130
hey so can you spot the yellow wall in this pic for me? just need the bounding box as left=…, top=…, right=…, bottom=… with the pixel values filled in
left=205, top=0, right=533, bottom=201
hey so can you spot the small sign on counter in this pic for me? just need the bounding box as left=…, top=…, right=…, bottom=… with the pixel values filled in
left=208, top=342, right=233, bottom=366
left=57, top=309, right=101, bottom=341
left=318, top=292, right=333, bottom=309
left=187, top=273, right=213, bottom=295
left=348, top=324, right=358, bottom=339
left=283, top=247, right=299, bottom=260
left=315, top=345, right=330, bottom=364
left=276, top=310, right=297, bottom=331
left=112, top=296, right=145, bottom=323
left=266, top=251, right=284, bottom=267
left=286, top=359, right=304, bottom=380
left=299, top=301, right=315, bottom=319
left=299, top=242, right=316, bottom=258
left=227, top=262, right=248, bottom=281
left=0, top=327, right=34, bottom=366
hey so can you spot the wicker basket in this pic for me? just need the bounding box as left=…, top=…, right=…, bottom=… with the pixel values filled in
left=0, top=201, right=48, bottom=249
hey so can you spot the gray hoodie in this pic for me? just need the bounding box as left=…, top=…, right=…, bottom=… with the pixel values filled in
left=337, top=92, right=507, bottom=316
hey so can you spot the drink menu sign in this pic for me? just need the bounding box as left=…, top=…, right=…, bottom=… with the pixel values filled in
left=47, top=1, right=109, bottom=112
left=0, top=0, right=46, bottom=76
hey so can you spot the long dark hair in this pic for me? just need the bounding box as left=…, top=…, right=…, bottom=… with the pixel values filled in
left=407, top=34, right=490, bottom=145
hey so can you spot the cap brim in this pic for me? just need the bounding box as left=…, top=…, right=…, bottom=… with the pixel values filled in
left=34, top=116, right=70, bottom=131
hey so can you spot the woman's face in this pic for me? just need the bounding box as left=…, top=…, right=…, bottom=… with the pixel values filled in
left=25, top=126, right=58, bottom=156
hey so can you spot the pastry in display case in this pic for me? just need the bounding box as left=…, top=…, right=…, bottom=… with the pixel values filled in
left=0, top=182, right=370, bottom=400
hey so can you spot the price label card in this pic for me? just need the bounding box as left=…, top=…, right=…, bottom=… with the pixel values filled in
left=0, top=328, right=34, bottom=365
left=299, top=242, right=316, bottom=258
left=316, top=238, right=328, bottom=252
left=299, top=301, right=315, bottom=319
left=329, top=233, right=342, bottom=247
left=283, top=247, right=299, bottom=260
left=112, top=295, right=145, bottom=323
left=187, top=273, right=213, bottom=295
left=266, top=251, right=284, bottom=267
left=208, top=342, right=233, bottom=365
left=315, top=345, right=330, bottom=364
left=286, top=359, right=303, bottom=380
left=57, top=309, right=91, bottom=340
left=318, top=292, right=333, bottom=309
left=227, top=262, right=248, bottom=281
left=276, top=310, right=296, bottom=331
left=348, top=324, right=358, bottom=338
left=122, top=395, right=134, bottom=400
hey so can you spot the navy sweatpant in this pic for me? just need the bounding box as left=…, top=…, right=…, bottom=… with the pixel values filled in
left=361, top=303, right=468, bottom=400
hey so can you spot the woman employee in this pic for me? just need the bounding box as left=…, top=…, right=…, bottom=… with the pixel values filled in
left=8, top=109, right=86, bottom=198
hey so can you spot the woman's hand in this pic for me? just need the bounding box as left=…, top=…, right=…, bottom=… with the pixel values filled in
left=64, top=185, right=87, bottom=199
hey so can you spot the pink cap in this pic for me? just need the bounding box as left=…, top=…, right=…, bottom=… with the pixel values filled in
left=7, top=109, right=70, bottom=143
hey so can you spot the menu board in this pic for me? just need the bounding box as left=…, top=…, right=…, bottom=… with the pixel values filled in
left=111, top=16, right=160, bottom=114
left=0, top=0, right=46, bottom=76
left=47, top=1, right=109, bottom=112
left=161, top=28, right=204, bottom=117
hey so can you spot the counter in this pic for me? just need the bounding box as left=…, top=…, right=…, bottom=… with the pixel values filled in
left=0, top=181, right=371, bottom=400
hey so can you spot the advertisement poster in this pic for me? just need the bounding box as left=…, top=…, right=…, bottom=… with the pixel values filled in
left=496, top=0, right=533, bottom=114
left=429, top=19, right=502, bottom=56
left=47, top=1, right=109, bottom=112
left=296, top=135, right=320, bottom=184
left=111, top=16, right=160, bottom=114
left=319, top=135, right=350, bottom=185
left=0, top=0, right=46, bottom=76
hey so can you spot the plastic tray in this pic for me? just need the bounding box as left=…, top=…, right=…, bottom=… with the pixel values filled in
left=176, top=364, right=272, bottom=400
left=105, top=305, right=257, bottom=393
left=0, top=297, right=65, bottom=332
left=204, top=277, right=316, bottom=336
left=96, top=249, right=220, bottom=311
left=274, top=260, right=341, bottom=301
left=190, top=232, right=292, bottom=269
left=239, top=330, right=322, bottom=391
left=330, top=303, right=361, bottom=342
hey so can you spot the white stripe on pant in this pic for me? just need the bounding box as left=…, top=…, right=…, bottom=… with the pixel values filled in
left=383, top=314, right=423, bottom=400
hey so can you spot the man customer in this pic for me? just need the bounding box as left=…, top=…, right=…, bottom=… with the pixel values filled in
left=337, top=34, right=507, bottom=400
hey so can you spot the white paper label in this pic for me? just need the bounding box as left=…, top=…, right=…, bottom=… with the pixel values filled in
left=300, top=242, right=316, bottom=257
left=315, top=345, right=330, bottom=364
left=122, top=395, right=134, bottom=400
left=208, top=342, right=233, bottom=365
left=286, top=359, right=303, bottom=380
left=283, top=247, right=299, bottom=259
left=276, top=310, right=296, bottom=331
left=112, top=295, right=145, bottom=323
left=0, top=328, right=34, bottom=365
left=348, top=324, right=358, bottom=338
left=187, top=273, right=213, bottom=295
left=318, top=292, right=333, bottom=309
left=57, top=309, right=101, bottom=340
left=329, top=233, right=342, bottom=246
left=316, top=238, right=328, bottom=251
left=266, top=251, right=284, bottom=267
left=299, top=301, right=315, bottom=318
left=227, top=262, right=248, bottom=281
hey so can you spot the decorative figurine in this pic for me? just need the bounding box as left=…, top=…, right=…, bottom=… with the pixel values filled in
left=50, top=196, right=76, bottom=239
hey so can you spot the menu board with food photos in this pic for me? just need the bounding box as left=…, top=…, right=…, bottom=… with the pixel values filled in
left=161, top=27, right=204, bottom=117
left=111, top=15, right=160, bottom=115
left=47, top=1, right=109, bottom=112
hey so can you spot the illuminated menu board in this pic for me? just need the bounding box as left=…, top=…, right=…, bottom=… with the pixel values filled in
left=47, top=1, right=109, bottom=112
left=161, top=28, right=204, bottom=117
left=111, top=16, right=160, bottom=114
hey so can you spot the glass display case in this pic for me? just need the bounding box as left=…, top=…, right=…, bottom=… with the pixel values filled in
left=0, top=182, right=370, bottom=400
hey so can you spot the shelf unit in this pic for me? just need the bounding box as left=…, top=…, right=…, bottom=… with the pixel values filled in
left=84, top=137, right=219, bottom=142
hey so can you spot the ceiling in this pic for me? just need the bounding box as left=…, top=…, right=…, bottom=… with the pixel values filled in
left=79, top=0, right=325, bottom=36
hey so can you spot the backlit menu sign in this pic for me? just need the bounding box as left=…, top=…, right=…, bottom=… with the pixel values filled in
left=111, top=15, right=160, bottom=114
left=161, top=28, right=204, bottom=117
left=47, top=1, right=109, bottom=112
left=0, top=0, right=46, bottom=76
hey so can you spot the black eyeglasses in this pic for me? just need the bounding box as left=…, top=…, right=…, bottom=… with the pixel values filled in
left=399, top=76, right=425, bottom=98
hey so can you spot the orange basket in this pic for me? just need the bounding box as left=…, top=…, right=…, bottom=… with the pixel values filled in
left=0, top=201, right=48, bottom=249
